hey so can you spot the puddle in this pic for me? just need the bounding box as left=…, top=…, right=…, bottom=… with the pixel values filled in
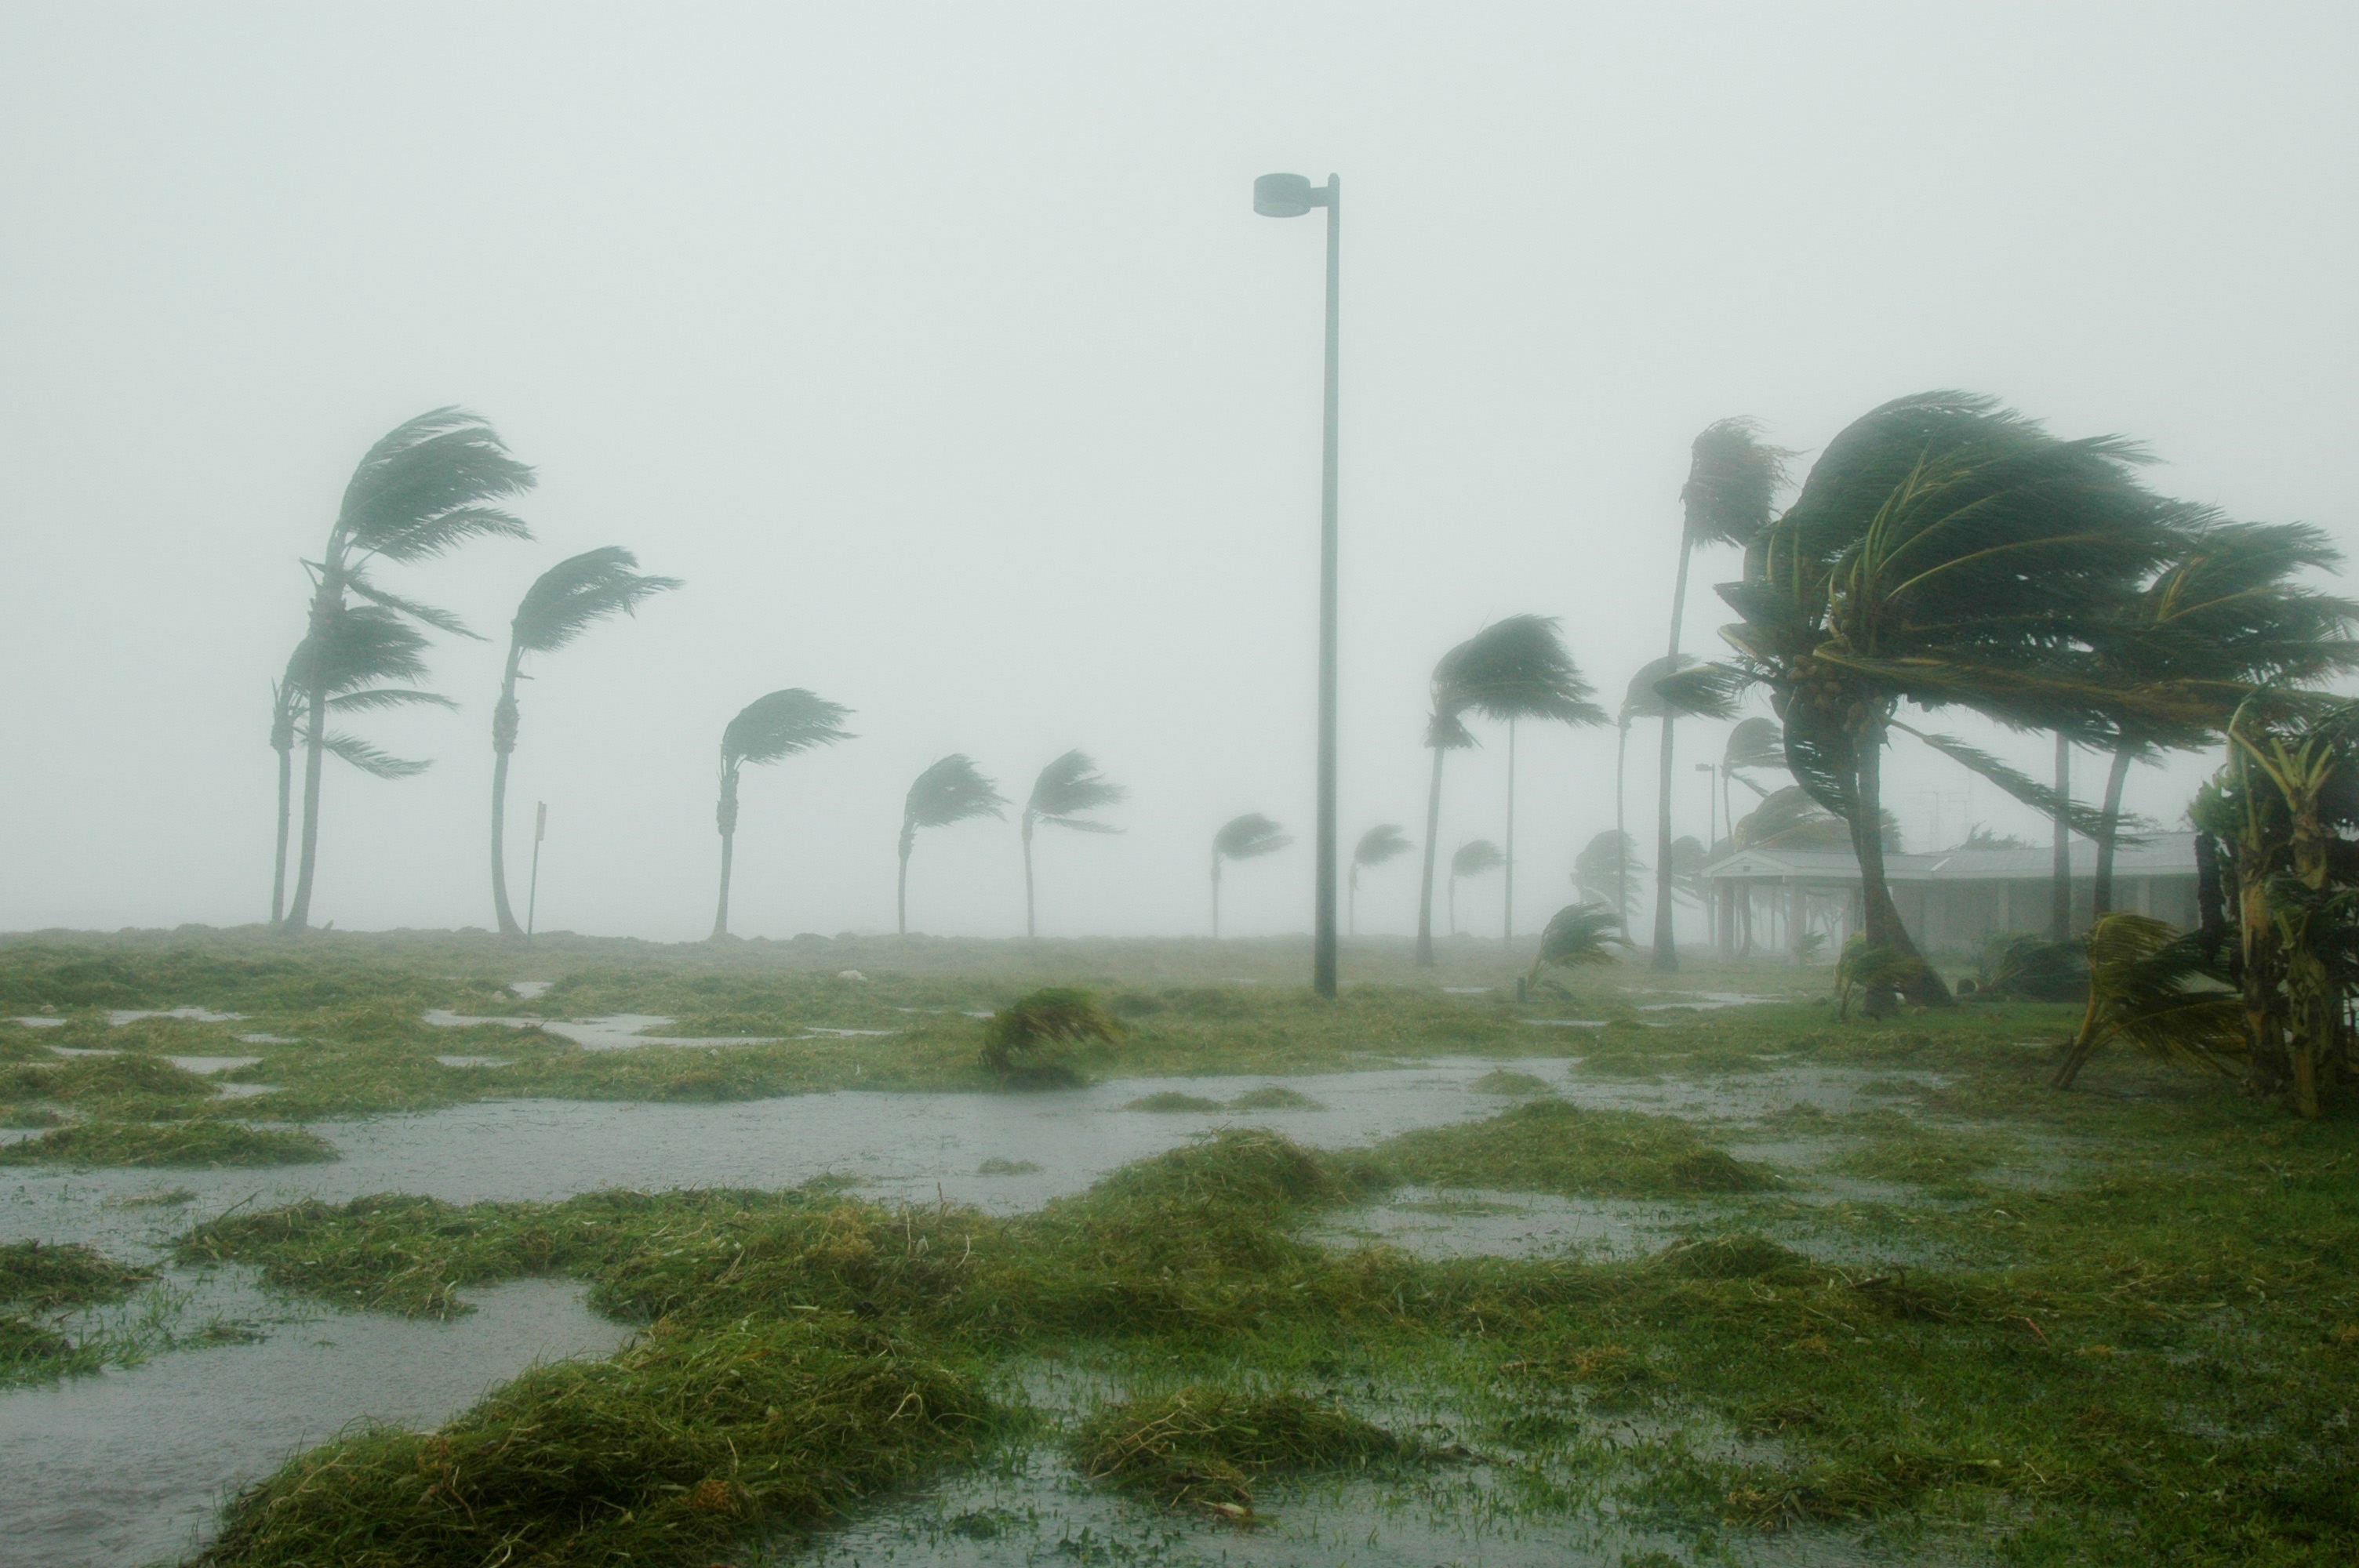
left=213, top=1083, right=282, bottom=1100
left=234, top=1033, right=294, bottom=1045
left=798, top=1027, right=899, bottom=1038
left=1441, top=985, right=1495, bottom=994
left=1633, top=992, right=1778, bottom=1012
left=163, top=1056, right=262, bottom=1076
left=107, top=1008, right=247, bottom=1026
left=1521, top=1018, right=1608, bottom=1028
left=45, top=1045, right=119, bottom=1058
left=421, top=1010, right=783, bottom=1051
left=1309, top=1185, right=1690, bottom=1261
left=9, top=1016, right=67, bottom=1029
left=507, top=981, right=553, bottom=1000
left=435, top=1054, right=514, bottom=1069
left=0, top=1276, right=628, bottom=1568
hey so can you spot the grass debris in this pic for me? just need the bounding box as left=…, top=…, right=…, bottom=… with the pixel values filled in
left=0, top=1119, right=336, bottom=1167
left=979, top=987, right=1121, bottom=1087
left=1125, top=1091, right=1224, bottom=1112
left=1378, top=1099, right=1772, bottom=1196
left=0, top=1240, right=154, bottom=1311
left=1072, top=1385, right=1413, bottom=1519
left=1227, top=1084, right=1321, bottom=1110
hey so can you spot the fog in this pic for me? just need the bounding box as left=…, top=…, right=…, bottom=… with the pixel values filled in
left=2, top=2, right=2353, bottom=943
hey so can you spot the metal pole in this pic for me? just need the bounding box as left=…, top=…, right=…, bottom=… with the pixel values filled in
left=526, top=801, right=546, bottom=944
left=1313, top=175, right=1341, bottom=1000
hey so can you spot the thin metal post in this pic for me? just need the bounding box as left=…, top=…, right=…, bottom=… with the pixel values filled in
left=526, top=801, right=546, bottom=944
left=1312, top=175, right=1341, bottom=1000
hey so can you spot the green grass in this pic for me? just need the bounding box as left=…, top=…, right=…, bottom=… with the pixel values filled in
left=1072, top=1385, right=1415, bottom=1517
left=1378, top=1098, right=1775, bottom=1196
left=0, top=1240, right=153, bottom=1311
left=1124, top=1091, right=1224, bottom=1112
left=976, top=1157, right=1041, bottom=1175
left=0, top=1118, right=336, bottom=1167
left=1467, top=1066, right=1555, bottom=1096
left=1227, top=1084, right=1322, bottom=1109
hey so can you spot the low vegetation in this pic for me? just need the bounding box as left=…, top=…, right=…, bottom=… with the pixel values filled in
left=1073, top=1385, right=1415, bottom=1517
left=0, top=1119, right=336, bottom=1167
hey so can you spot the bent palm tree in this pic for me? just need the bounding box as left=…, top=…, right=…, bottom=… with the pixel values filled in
left=1022, top=751, right=1125, bottom=939
left=1528, top=902, right=1629, bottom=989
left=1348, top=823, right=1412, bottom=935
left=489, top=548, right=681, bottom=935
left=1211, top=813, right=1292, bottom=938
left=1717, top=390, right=2194, bottom=1004
left=1448, top=838, right=1504, bottom=937
left=899, top=755, right=1007, bottom=935
left=1616, top=656, right=1742, bottom=933
left=282, top=408, right=535, bottom=931
left=1653, top=419, right=1793, bottom=970
left=711, top=690, right=853, bottom=938
left=1574, top=830, right=1642, bottom=922
left=268, top=606, right=453, bottom=922
left=1416, top=616, right=1606, bottom=967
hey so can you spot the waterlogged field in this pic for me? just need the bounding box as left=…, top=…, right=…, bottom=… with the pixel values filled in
left=2, top=928, right=2354, bottom=1566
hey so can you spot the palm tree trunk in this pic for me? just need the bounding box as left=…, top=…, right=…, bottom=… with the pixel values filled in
left=1614, top=722, right=1630, bottom=926
left=1652, top=538, right=1695, bottom=970
left=1853, top=715, right=1950, bottom=1007
left=1022, top=816, right=1038, bottom=941
left=1348, top=865, right=1358, bottom=937
left=489, top=650, right=524, bottom=937
left=1414, top=744, right=1445, bottom=967
left=2050, top=733, right=2073, bottom=940
left=2091, top=742, right=2133, bottom=918
left=1448, top=873, right=1458, bottom=937
left=282, top=576, right=340, bottom=933
left=271, top=740, right=293, bottom=925
left=1212, top=856, right=1222, bottom=940
left=896, top=829, right=913, bottom=937
left=711, top=768, right=740, bottom=940
left=1503, top=718, right=1517, bottom=946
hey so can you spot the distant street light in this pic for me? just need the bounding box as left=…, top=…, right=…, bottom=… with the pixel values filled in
left=1254, top=170, right=1341, bottom=999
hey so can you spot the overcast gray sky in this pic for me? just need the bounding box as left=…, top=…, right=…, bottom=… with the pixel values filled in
left=3, top=2, right=2353, bottom=943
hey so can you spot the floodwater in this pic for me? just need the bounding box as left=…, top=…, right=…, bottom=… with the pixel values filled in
left=1, top=1050, right=1950, bottom=1567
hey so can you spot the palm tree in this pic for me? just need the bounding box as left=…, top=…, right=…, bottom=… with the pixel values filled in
left=1717, top=391, right=2194, bottom=1004
left=1447, top=838, right=1504, bottom=936
left=2085, top=514, right=2359, bottom=916
left=1652, top=419, right=1793, bottom=971
left=268, top=606, right=453, bottom=923
left=1021, top=750, right=1125, bottom=939
left=281, top=408, right=535, bottom=931
left=711, top=689, right=852, bottom=938
left=1348, top=824, right=1412, bottom=935
left=1718, top=717, right=1785, bottom=841
left=489, top=548, right=681, bottom=935
left=1211, top=813, right=1292, bottom=938
left=1573, top=829, right=1642, bottom=923
left=899, top=755, right=1006, bottom=935
left=1528, top=902, right=1629, bottom=990
left=1416, top=616, right=1606, bottom=967
left=1616, top=656, right=1742, bottom=935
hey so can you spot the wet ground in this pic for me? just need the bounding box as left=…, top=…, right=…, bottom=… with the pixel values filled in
left=2, top=1008, right=1997, bottom=1568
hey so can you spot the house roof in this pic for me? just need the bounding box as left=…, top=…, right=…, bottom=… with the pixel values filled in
left=1703, top=830, right=2198, bottom=884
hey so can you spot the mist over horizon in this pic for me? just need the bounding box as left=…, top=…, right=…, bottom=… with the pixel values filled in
left=5, top=3, right=2353, bottom=945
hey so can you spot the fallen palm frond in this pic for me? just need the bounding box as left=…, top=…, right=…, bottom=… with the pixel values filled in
left=979, top=987, right=1122, bottom=1087
left=1528, top=902, right=1628, bottom=990
left=2052, top=913, right=2242, bottom=1090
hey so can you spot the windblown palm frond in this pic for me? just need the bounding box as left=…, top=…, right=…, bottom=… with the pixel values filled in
left=342, top=573, right=482, bottom=639
left=1890, top=722, right=2143, bottom=844
left=1733, top=786, right=1899, bottom=852
left=1682, top=418, right=1797, bottom=550
left=1620, top=655, right=1743, bottom=724
left=1354, top=823, right=1412, bottom=868
left=329, top=688, right=457, bottom=714
left=1027, top=750, right=1126, bottom=833
left=1450, top=839, right=1504, bottom=879
left=1669, top=835, right=1710, bottom=906
left=905, top=755, right=1007, bottom=831
left=334, top=407, right=536, bottom=565
left=1955, top=824, right=2032, bottom=851
left=1433, top=615, right=1608, bottom=739
left=1528, top=902, right=1629, bottom=986
left=321, top=733, right=431, bottom=779
left=1215, top=813, right=1292, bottom=862
left=1722, top=716, right=1785, bottom=775
left=2052, top=913, right=2243, bottom=1087
left=511, top=547, right=683, bottom=654
left=722, top=690, right=856, bottom=768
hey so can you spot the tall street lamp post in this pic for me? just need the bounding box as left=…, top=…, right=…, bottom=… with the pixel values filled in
left=1254, top=170, right=1341, bottom=1000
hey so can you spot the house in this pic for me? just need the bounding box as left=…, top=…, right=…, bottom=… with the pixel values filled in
left=1699, top=830, right=2201, bottom=960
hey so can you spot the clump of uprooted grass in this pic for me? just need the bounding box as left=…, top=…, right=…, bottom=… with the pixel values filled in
left=979, top=987, right=1121, bottom=1087
left=0, top=1050, right=220, bottom=1124
left=1467, top=1067, right=1554, bottom=1097
left=1376, top=1099, right=1772, bottom=1197
left=1227, top=1084, right=1321, bottom=1110
left=0, top=1118, right=335, bottom=1167
left=191, top=1312, right=996, bottom=1568
left=1073, top=1385, right=1414, bottom=1519
left=1125, top=1091, right=1223, bottom=1112
left=0, top=1240, right=153, bottom=1311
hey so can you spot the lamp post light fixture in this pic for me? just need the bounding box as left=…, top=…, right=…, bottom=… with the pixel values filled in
left=1254, top=170, right=1341, bottom=1000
